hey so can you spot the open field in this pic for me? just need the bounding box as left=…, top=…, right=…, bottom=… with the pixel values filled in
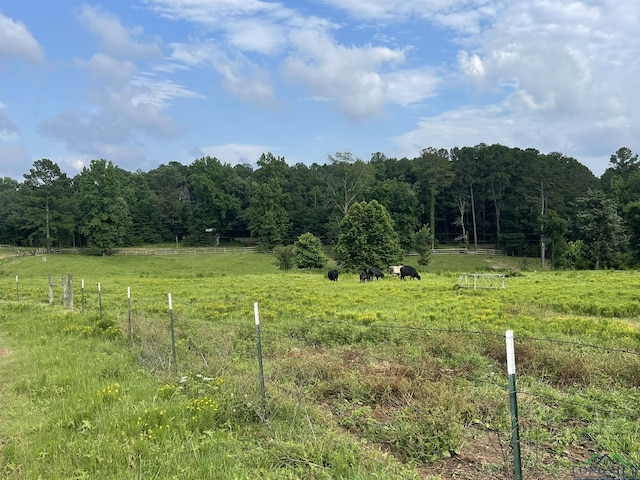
left=1, top=253, right=639, bottom=479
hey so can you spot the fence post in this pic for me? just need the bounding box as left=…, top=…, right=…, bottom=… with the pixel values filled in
left=81, top=279, right=85, bottom=313
left=15, top=275, right=19, bottom=302
left=62, top=274, right=67, bottom=307
left=127, top=286, right=132, bottom=339
left=98, top=283, right=102, bottom=319
left=506, top=330, right=523, bottom=480
left=68, top=274, right=73, bottom=311
left=168, top=293, right=177, bottom=374
left=48, top=274, right=53, bottom=305
left=254, top=302, right=268, bottom=421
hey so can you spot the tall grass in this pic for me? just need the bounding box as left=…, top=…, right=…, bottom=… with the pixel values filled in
left=1, top=253, right=639, bottom=479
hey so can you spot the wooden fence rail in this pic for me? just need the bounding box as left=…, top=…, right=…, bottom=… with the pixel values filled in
left=47, top=246, right=507, bottom=256
left=426, top=248, right=507, bottom=256
left=114, top=247, right=260, bottom=255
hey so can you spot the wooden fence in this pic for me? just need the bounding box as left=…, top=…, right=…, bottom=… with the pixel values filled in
left=113, top=247, right=260, bottom=255
left=40, top=246, right=509, bottom=257
left=428, top=248, right=507, bottom=256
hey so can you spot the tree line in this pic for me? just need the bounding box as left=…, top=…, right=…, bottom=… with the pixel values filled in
left=0, top=144, right=637, bottom=269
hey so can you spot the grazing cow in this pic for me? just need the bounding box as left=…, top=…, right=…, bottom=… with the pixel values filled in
left=327, top=269, right=339, bottom=281
left=368, top=267, right=384, bottom=280
left=359, top=271, right=373, bottom=283
left=400, top=265, right=421, bottom=280
left=388, top=265, right=403, bottom=276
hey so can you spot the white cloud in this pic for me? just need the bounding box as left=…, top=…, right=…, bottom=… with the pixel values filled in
left=169, top=41, right=276, bottom=104
left=194, top=143, right=275, bottom=165
left=149, top=0, right=441, bottom=118
left=392, top=104, right=517, bottom=157
left=0, top=12, right=44, bottom=61
left=131, top=75, right=205, bottom=109
left=77, top=5, right=162, bottom=59
left=169, top=41, right=222, bottom=67
left=36, top=8, right=205, bottom=171
left=145, top=0, right=290, bottom=26
left=224, top=18, right=288, bottom=54
left=283, top=29, right=407, bottom=120
left=385, top=69, right=440, bottom=105
left=457, top=50, right=485, bottom=77
left=75, top=53, right=138, bottom=85
left=391, top=96, right=635, bottom=176
left=317, top=0, right=498, bottom=33
left=215, top=55, right=276, bottom=104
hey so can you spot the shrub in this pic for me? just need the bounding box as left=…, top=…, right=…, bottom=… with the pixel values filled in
left=293, top=233, right=328, bottom=269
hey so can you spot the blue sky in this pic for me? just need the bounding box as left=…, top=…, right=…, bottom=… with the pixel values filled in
left=1, top=0, right=638, bottom=180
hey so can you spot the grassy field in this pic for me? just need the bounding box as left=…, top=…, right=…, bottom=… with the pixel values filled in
left=1, top=252, right=639, bottom=479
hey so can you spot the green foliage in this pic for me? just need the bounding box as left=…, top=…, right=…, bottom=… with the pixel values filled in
left=557, top=240, right=590, bottom=269
left=248, top=181, right=290, bottom=249
left=187, top=157, right=243, bottom=245
left=273, top=245, right=295, bottom=271
left=413, top=224, right=432, bottom=267
left=624, top=200, right=640, bottom=265
left=575, top=189, right=628, bottom=269
left=368, top=178, right=421, bottom=249
left=293, top=232, right=328, bottom=269
left=74, top=159, right=133, bottom=251
left=335, top=200, right=403, bottom=271
left=10, top=145, right=640, bottom=271
left=20, top=159, right=74, bottom=250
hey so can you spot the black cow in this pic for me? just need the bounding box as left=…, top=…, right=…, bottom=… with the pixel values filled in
left=327, top=269, right=339, bottom=281
left=400, top=265, right=421, bottom=280
left=359, top=271, right=373, bottom=282
left=368, top=267, right=384, bottom=280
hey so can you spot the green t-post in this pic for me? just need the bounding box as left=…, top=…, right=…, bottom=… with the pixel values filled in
left=506, top=330, right=523, bottom=480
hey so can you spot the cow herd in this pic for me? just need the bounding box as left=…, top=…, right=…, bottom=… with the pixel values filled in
left=327, top=265, right=421, bottom=282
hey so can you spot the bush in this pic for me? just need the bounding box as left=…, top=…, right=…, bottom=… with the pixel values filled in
left=293, top=233, right=328, bottom=269
left=273, top=245, right=295, bottom=271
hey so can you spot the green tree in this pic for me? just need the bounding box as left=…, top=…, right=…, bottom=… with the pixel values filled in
left=273, top=245, right=295, bottom=271
left=0, top=177, right=20, bottom=244
left=285, top=163, right=330, bottom=241
left=326, top=152, right=373, bottom=216
left=608, top=147, right=639, bottom=178
left=247, top=153, right=291, bottom=249
left=451, top=146, right=482, bottom=250
left=412, top=148, right=454, bottom=249
left=624, top=200, right=640, bottom=265
left=247, top=180, right=290, bottom=249
left=293, top=232, right=328, bottom=269
left=187, top=157, right=242, bottom=245
left=146, top=162, right=191, bottom=245
left=575, top=189, right=628, bottom=269
left=21, top=159, right=74, bottom=250
left=122, top=171, right=163, bottom=245
left=413, top=224, right=432, bottom=267
left=73, top=159, right=132, bottom=252
left=539, top=209, right=568, bottom=268
left=480, top=144, right=516, bottom=249
left=369, top=178, right=421, bottom=250
left=335, top=200, right=402, bottom=271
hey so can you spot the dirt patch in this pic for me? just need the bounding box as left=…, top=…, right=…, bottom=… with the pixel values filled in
left=417, top=432, right=592, bottom=479
left=418, top=431, right=511, bottom=479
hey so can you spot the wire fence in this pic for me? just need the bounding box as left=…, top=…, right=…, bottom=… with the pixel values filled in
left=3, top=278, right=639, bottom=480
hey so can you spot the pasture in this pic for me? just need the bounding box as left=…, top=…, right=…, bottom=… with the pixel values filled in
left=1, top=252, right=639, bottom=479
